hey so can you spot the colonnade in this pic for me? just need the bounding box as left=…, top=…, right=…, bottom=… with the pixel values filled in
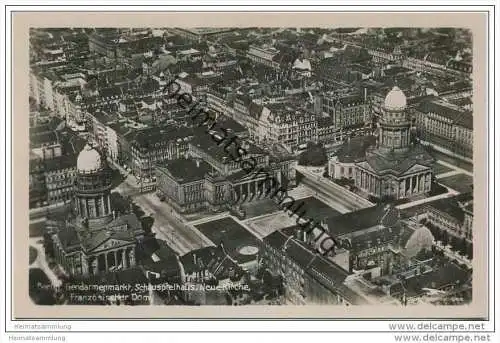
left=356, top=169, right=433, bottom=199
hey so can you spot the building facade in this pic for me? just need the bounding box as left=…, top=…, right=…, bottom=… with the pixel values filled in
left=262, top=230, right=366, bottom=305
left=329, top=86, right=434, bottom=200
left=129, top=127, right=193, bottom=179
left=155, top=135, right=297, bottom=214
left=46, top=144, right=145, bottom=276
left=321, top=93, right=370, bottom=130
left=413, top=99, right=473, bottom=160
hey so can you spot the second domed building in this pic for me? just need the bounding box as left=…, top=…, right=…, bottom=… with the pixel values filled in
left=328, top=86, right=434, bottom=201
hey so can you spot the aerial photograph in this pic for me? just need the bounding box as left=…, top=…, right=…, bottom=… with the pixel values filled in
left=28, top=27, right=473, bottom=307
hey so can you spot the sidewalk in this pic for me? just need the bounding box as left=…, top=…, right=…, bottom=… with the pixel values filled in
left=396, top=189, right=456, bottom=210
left=436, top=159, right=473, bottom=177
left=29, top=237, right=62, bottom=288
left=436, top=170, right=463, bottom=179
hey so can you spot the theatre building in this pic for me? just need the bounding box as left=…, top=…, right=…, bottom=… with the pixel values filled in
left=45, top=144, right=145, bottom=276
left=329, top=86, right=434, bottom=200
left=155, top=134, right=297, bottom=214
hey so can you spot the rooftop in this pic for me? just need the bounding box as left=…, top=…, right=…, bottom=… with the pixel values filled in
left=132, top=126, right=194, bottom=149
left=44, top=153, right=77, bottom=172
left=190, top=134, right=266, bottom=165
left=156, top=158, right=212, bottom=184
left=325, top=204, right=401, bottom=237
left=416, top=99, right=473, bottom=129
left=335, top=135, right=376, bottom=163
left=263, top=230, right=367, bottom=305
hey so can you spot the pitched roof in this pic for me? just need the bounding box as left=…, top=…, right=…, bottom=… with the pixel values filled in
left=364, top=144, right=434, bottom=175
left=189, top=134, right=266, bottom=165
left=416, top=100, right=473, bottom=129
left=58, top=225, right=81, bottom=251
left=132, top=125, right=193, bottom=149
left=42, top=154, right=77, bottom=173
left=326, top=205, right=400, bottom=237
left=263, top=230, right=367, bottom=305
left=425, top=195, right=467, bottom=223
left=156, top=158, right=211, bottom=184
left=335, top=136, right=376, bottom=163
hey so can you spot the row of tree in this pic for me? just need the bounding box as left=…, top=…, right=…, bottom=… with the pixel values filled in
left=421, top=219, right=473, bottom=259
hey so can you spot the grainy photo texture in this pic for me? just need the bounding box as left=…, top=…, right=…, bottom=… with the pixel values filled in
left=28, top=27, right=474, bottom=308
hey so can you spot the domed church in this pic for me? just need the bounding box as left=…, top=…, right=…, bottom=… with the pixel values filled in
left=329, top=86, right=434, bottom=200
left=46, top=144, right=145, bottom=277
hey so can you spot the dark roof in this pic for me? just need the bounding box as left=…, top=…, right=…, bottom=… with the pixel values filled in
left=335, top=136, right=376, bottom=163
left=201, top=115, right=247, bottom=136
left=156, top=158, right=211, bottom=184
left=58, top=225, right=81, bottom=251
left=263, top=230, right=367, bottom=305
left=383, top=66, right=412, bottom=76
left=404, top=262, right=472, bottom=297
left=425, top=195, right=468, bottom=223
left=416, top=100, right=473, bottom=129
left=350, top=221, right=413, bottom=252
left=364, top=144, right=434, bottom=175
left=43, top=154, right=77, bottom=172
left=189, top=134, right=266, bottom=165
left=60, top=133, right=87, bottom=156
left=326, top=204, right=400, bottom=237
left=132, top=126, right=193, bottom=149
left=106, top=213, right=142, bottom=232
left=449, top=97, right=472, bottom=107
left=30, top=131, right=58, bottom=148
left=248, top=102, right=264, bottom=120
left=317, top=116, right=334, bottom=128
left=180, top=246, right=221, bottom=274
left=81, top=225, right=137, bottom=252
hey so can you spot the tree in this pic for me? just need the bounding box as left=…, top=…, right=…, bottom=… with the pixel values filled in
left=298, top=143, right=327, bottom=166
left=457, top=237, right=468, bottom=255
left=151, top=54, right=177, bottom=74
left=442, top=230, right=450, bottom=246
left=449, top=235, right=459, bottom=251
left=466, top=242, right=473, bottom=259
left=42, top=232, right=54, bottom=259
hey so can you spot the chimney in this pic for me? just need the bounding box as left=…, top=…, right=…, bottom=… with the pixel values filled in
left=193, top=253, right=197, bottom=266
left=195, top=159, right=200, bottom=168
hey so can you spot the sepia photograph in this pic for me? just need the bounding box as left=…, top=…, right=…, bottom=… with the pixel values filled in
left=26, top=25, right=475, bottom=308
left=6, top=9, right=493, bottom=328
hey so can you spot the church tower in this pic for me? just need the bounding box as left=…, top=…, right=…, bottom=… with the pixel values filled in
left=74, top=144, right=114, bottom=229
left=378, top=86, right=411, bottom=153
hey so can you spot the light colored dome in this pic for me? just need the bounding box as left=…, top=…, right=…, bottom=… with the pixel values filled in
left=292, top=58, right=312, bottom=71
left=77, top=144, right=102, bottom=173
left=384, top=86, right=407, bottom=111
left=404, top=226, right=435, bottom=258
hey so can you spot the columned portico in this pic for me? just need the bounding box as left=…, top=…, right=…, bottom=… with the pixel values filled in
left=329, top=86, right=434, bottom=202
left=83, top=246, right=136, bottom=276
left=231, top=177, right=279, bottom=205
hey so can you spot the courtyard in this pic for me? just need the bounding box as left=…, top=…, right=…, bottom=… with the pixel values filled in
left=439, top=174, right=474, bottom=194
left=195, top=217, right=262, bottom=264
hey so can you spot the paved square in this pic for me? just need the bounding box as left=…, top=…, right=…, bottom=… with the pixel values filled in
left=195, top=217, right=262, bottom=263
left=439, top=174, right=474, bottom=194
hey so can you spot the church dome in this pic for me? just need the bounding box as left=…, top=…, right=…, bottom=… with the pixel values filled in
left=384, top=86, right=407, bottom=111
left=77, top=144, right=102, bottom=173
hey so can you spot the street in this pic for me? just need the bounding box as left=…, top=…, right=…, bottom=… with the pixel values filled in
left=29, top=237, right=62, bottom=288
left=114, top=172, right=214, bottom=256
left=295, top=165, right=373, bottom=213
